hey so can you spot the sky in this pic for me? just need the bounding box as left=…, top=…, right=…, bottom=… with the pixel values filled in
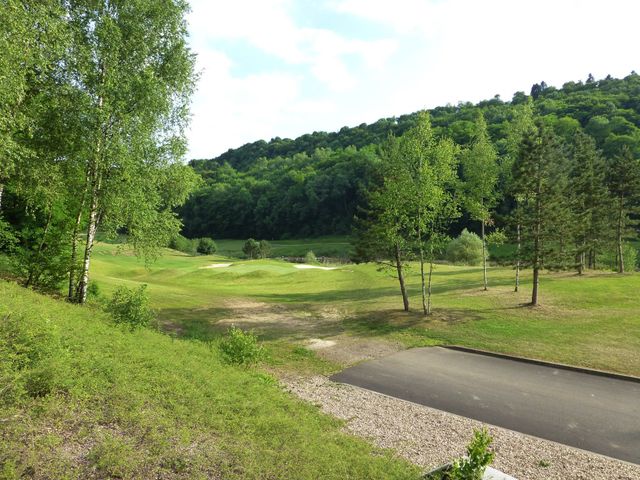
left=185, top=0, right=640, bottom=160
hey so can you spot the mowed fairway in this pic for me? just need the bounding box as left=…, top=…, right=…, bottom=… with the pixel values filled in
left=91, top=242, right=640, bottom=376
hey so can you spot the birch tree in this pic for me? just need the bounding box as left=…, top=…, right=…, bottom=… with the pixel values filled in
left=66, top=0, right=197, bottom=302
left=461, top=113, right=499, bottom=290
left=403, top=112, right=458, bottom=315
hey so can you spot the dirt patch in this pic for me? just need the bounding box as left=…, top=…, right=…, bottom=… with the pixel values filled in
left=303, top=334, right=404, bottom=366
left=215, top=299, right=342, bottom=339
left=306, top=338, right=337, bottom=349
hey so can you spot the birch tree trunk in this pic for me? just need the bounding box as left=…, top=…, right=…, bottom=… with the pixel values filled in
left=68, top=189, right=87, bottom=301
left=0, top=184, right=4, bottom=213
left=481, top=219, right=487, bottom=291
left=394, top=243, right=410, bottom=312
left=515, top=223, right=520, bottom=292
left=418, top=226, right=427, bottom=315
left=426, top=259, right=434, bottom=315
left=76, top=171, right=100, bottom=304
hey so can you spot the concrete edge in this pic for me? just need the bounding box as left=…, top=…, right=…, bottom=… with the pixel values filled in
left=442, top=345, right=640, bottom=384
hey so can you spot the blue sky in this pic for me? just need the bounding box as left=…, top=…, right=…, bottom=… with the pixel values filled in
left=186, top=0, right=640, bottom=159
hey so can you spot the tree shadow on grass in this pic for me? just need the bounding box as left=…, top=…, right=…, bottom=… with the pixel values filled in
left=340, top=307, right=486, bottom=340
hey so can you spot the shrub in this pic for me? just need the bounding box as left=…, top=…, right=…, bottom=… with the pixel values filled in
left=87, top=281, right=101, bottom=300
left=304, top=250, right=318, bottom=264
left=449, top=428, right=495, bottom=480
left=242, top=238, right=260, bottom=259
left=197, top=237, right=217, bottom=255
left=425, top=428, right=494, bottom=480
left=168, top=234, right=198, bottom=256
left=107, top=285, right=156, bottom=331
left=219, top=326, right=264, bottom=366
left=258, top=240, right=271, bottom=258
left=445, top=229, right=485, bottom=265
left=601, top=243, right=639, bottom=271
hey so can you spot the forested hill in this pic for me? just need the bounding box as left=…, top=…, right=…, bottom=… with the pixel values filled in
left=183, top=73, right=640, bottom=239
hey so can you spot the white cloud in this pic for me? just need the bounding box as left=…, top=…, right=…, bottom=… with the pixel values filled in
left=186, top=0, right=640, bottom=159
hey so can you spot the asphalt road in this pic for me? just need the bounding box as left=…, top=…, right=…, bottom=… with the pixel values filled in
left=330, top=347, right=640, bottom=464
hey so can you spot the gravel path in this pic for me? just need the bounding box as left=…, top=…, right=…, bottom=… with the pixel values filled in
left=283, top=375, right=640, bottom=480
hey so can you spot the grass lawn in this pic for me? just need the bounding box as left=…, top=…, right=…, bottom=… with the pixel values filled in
left=89, top=242, right=640, bottom=377
left=0, top=281, right=419, bottom=479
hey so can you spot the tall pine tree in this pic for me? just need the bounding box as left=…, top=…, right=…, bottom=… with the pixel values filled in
left=568, top=131, right=611, bottom=273
left=511, top=122, right=571, bottom=305
left=606, top=146, right=640, bottom=273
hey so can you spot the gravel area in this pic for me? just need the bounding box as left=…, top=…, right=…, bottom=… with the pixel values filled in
left=283, top=375, right=640, bottom=480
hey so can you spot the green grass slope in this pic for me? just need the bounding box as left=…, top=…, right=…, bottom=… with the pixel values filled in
left=0, top=281, right=419, bottom=479
left=89, top=243, right=640, bottom=376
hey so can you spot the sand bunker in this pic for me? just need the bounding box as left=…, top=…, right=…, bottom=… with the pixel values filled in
left=306, top=338, right=337, bottom=350
left=294, top=264, right=338, bottom=271
left=202, top=263, right=232, bottom=268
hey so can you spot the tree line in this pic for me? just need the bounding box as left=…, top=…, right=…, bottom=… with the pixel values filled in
left=355, top=105, right=640, bottom=311
left=184, top=73, right=640, bottom=241
left=0, top=0, right=198, bottom=302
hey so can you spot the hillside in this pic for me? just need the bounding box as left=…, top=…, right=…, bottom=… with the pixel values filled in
left=183, top=73, right=640, bottom=239
left=0, top=280, right=419, bottom=479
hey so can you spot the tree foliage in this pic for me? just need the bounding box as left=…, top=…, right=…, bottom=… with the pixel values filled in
left=0, top=1, right=198, bottom=301
left=185, top=74, right=640, bottom=242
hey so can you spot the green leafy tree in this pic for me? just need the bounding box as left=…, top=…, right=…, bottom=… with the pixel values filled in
left=242, top=238, right=260, bottom=259
left=461, top=112, right=499, bottom=290
left=355, top=135, right=413, bottom=311
left=511, top=122, right=572, bottom=305
left=403, top=112, right=458, bottom=315
left=65, top=0, right=197, bottom=303
left=606, top=146, right=640, bottom=273
left=446, top=229, right=485, bottom=265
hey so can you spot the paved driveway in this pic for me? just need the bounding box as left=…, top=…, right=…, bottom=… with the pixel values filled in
left=331, top=347, right=640, bottom=464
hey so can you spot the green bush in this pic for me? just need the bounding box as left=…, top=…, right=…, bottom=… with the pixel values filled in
left=106, top=284, right=156, bottom=331
left=449, top=428, right=495, bottom=480
left=601, top=243, right=639, bottom=271
left=445, top=229, right=485, bottom=265
left=426, top=428, right=494, bottom=480
left=168, top=234, right=198, bottom=255
left=304, top=250, right=318, bottom=264
left=87, top=281, right=101, bottom=300
left=219, top=326, right=264, bottom=366
left=258, top=240, right=271, bottom=258
left=242, top=238, right=260, bottom=259
left=197, top=237, right=217, bottom=255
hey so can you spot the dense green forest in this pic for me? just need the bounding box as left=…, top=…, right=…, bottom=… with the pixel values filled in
left=183, top=73, right=640, bottom=239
